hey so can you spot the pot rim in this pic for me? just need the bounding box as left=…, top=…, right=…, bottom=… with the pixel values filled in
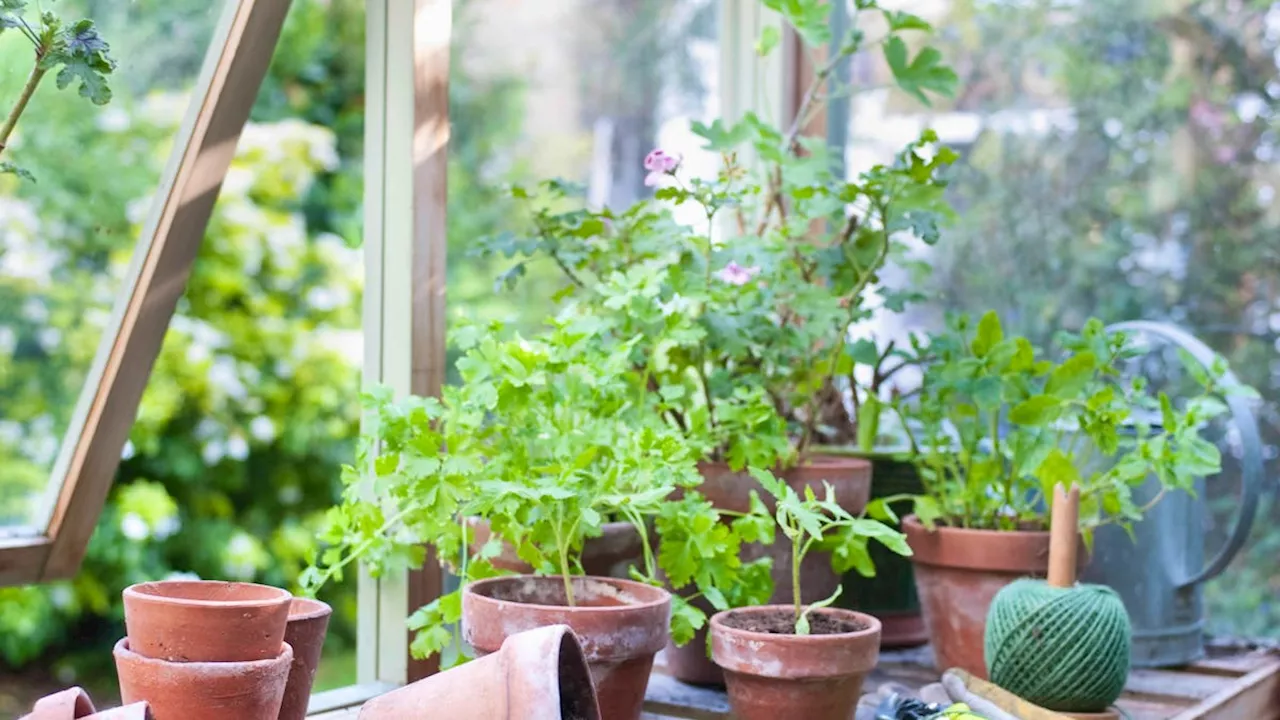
left=287, top=597, right=333, bottom=622
left=124, top=580, right=292, bottom=610
left=901, top=514, right=1050, bottom=539
left=464, top=574, right=670, bottom=613
left=709, top=605, right=882, bottom=645
left=113, top=637, right=293, bottom=672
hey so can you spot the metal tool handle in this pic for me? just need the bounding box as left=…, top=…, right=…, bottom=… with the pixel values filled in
left=1107, top=321, right=1263, bottom=588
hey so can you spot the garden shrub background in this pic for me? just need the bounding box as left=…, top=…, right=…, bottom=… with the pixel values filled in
left=0, top=0, right=1277, bottom=711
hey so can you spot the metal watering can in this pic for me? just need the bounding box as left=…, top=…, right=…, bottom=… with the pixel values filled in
left=1078, top=321, right=1264, bottom=668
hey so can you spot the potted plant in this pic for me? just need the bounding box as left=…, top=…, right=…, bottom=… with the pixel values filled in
left=477, top=0, right=958, bottom=679
left=303, top=319, right=771, bottom=720
left=896, top=311, right=1238, bottom=676
left=708, top=467, right=909, bottom=720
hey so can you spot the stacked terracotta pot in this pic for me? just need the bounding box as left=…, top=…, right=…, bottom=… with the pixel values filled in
left=114, top=580, right=330, bottom=720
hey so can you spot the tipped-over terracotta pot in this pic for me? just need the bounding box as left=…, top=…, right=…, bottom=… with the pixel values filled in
left=123, top=580, right=292, bottom=662
left=462, top=575, right=670, bottom=720
left=21, top=687, right=154, bottom=720
left=710, top=605, right=881, bottom=720
left=468, top=518, right=645, bottom=579
left=279, top=597, right=333, bottom=720
left=666, top=456, right=874, bottom=686
left=113, top=638, right=292, bottom=720
left=903, top=516, right=1057, bottom=678
left=359, top=624, right=600, bottom=719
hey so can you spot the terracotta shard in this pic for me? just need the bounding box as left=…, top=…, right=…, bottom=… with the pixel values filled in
left=278, top=597, right=333, bottom=720
left=22, top=686, right=96, bottom=719
left=710, top=605, right=882, bottom=720
left=462, top=575, right=670, bottom=720
left=113, top=638, right=292, bottom=720
left=85, top=705, right=154, bottom=720
left=122, top=580, right=292, bottom=663
left=359, top=624, right=600, bottom=720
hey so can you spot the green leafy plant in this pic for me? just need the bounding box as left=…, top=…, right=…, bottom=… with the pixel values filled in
left=0, top=0, right=115, bottom=181
left=902, top=311, right=1254, bottom=541
left=301, top=318, right=768, bottom=659
left=747, top=467, right=911, bottom=634
left=478, top=0, right=958, bottom=473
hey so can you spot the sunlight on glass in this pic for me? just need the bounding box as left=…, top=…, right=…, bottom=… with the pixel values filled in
left=0, top=1, right=229, bottom=529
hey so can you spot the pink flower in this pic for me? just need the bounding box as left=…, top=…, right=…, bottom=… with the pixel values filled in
left=644, top=171, right=666, bottom=187
left=716, top=262, right=761, bottom=286
left=644, top=148, right=681, bottom=173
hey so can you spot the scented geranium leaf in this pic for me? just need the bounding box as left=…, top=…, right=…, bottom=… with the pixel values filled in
left=883, top=36, right=958, bottom=105
left=1046, top=352, right=1096, bottom=399
left=883, top=9, right=932, bottom=32
left=51, top=52, right=113, bottom=105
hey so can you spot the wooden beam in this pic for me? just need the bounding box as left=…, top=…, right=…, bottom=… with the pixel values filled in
left=0, top=0, right=294, bottom=585
left=405, top=0, right=451, bottom=683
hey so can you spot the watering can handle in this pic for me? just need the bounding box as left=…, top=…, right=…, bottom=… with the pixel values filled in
left=1107, top=321, right=1263, bottom=588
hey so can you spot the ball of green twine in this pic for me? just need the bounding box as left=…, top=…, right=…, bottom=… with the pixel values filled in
left=984, top=578, right=1132, bottom=712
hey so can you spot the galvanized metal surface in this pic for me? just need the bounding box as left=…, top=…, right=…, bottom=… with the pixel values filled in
left=1078, top=321, right=1264, bottom=668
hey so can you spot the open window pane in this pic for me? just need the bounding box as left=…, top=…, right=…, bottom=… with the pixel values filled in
left=0, top=1, right=230, bottom=531
left=447, top=0, right=721, bottom=357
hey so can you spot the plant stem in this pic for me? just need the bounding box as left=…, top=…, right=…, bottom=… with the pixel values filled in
left=792, top=534, right=803, bottom=624
left=0, top=64, right=48, bottom=158
left=553, top=513, right=576, bottom=607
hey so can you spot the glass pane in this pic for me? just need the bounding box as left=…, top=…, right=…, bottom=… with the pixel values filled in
left=844, top=0, right=1280, bottom=638
left=0, top=2, right=230, bottom=529
left=446, top=0, right=720, bottom=373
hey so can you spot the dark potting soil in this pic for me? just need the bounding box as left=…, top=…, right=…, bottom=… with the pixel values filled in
left=722, top=608, right=868, bottom=635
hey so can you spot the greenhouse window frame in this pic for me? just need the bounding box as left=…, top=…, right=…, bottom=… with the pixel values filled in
left=0, top=0, right=293, bottom=587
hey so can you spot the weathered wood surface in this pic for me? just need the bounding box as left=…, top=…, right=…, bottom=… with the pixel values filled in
left=641, top=640, right=1280, bottom=720
left=311, top=639, right=1280, bottom=719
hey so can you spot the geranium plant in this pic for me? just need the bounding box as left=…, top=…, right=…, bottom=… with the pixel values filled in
left=301, top=318, right=773, bottom=658
left=479, top=0, right=958, bottom=472
left=1, top=0, right=115, bottom=181
left=901, top=311, right=1253, bottom=540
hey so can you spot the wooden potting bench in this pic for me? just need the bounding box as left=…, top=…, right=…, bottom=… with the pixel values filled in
left=311, top=637, right=1279, bottom=719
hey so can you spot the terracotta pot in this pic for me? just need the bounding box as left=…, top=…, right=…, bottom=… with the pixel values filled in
left=903, top=516, right=1054, bottom=678
left=20, top=687, right=154, bottom=720
left=709, top=605, right=881, bottom=720
left=836, top=453, right=928, bottom=649
left=467, top=518, right=645, bottom=579
left=113, top=638, right=292, bottom=720
left=664, top=456, right=874, bottom=686
left=279, top=597, right=333, bottom=720
left=122, top=580, right=292, bottom=662
left=359, top=624, right=600, bottom=719
left=462, top=575, right=670, bottom=720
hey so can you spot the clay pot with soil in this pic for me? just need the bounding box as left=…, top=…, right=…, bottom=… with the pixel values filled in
left=279, top=597, right=333, bottom=720
left=467, top=518, right=645, bottom=579
left=122, top=580, right=292, bottom=662
left=903, top=516, right=1055, bottom=677
left=113, top=638, right=292, bottom=720
left=462, top=575, right=670, bottom=720
left=359, top=624, right=600, bottom=719
left=663, top=456, right=873, bottom=686
left=709, top=606, right=882, bottom=720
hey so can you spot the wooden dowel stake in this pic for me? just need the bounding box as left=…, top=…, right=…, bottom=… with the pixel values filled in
left=1047, top=483, right=1081, bottom=589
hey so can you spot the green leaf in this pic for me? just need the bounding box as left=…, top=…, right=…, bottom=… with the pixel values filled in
left=0, top=162, right=34, bottom=182
left=883, top=9, right=932, bottom=32
left=797, top=586, right=843, bottom=635
left=1035, top=448, right=1082, bottom=495
left=1008, top=395, right=1062, bottom=426
left=971, top=311, right=1003, bottom=358
left=756, top=25, right=781, bottom=56
left=51, top=52, right=113, bottom=105
left=883, top=37, right=958, bottom=105
left=1045, top=352, right=1097, bottom=399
